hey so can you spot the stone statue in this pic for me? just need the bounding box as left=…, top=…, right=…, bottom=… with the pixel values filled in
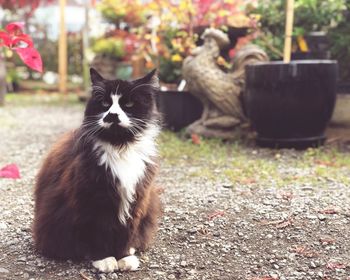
left=182, top=28, right=268, bottom=138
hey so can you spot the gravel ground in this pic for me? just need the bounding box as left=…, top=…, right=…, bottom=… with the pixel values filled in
left=1, top=103, right=350, bottom=280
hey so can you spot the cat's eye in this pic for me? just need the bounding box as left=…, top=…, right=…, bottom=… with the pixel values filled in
left=101, top=100, right=110, bottom=108
left=125, top=101, right=134, bottom=108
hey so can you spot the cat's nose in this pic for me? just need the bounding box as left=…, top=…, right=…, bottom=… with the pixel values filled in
left=103, top=113, right=120, bottom=123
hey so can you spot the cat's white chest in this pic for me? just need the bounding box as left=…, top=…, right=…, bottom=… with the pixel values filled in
left=94, top=126, right=159, bottom=225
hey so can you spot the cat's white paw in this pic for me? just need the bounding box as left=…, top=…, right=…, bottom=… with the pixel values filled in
left=117, top=255, right=140, bottom=271
left=92, top=256, right=119, bottom=273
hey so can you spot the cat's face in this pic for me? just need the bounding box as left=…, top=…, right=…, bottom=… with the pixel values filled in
left=83, top=68, right=159, bottom=145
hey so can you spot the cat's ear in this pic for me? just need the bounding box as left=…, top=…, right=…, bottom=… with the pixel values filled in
left=136, top=69, right=159, bottom=89
left=90, top=68, right=104, bottom=84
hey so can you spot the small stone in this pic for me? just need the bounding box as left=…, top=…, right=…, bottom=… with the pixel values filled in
left=308, top=215, right=318, bottom=220
left=0, top=268, right=9, bottom=274
left=180, top=261, right=187, bottom=267
left=309, top=261, right=317, bottom=269
left=17, top=257, right=26, bottom=263
left=0, top=222, right=8, bottom=230
left=213, top=231, right=220, bottom=237
left=111, top=272, right=118, bottom=279
left=150, top=264, right=160, bottom=269
left=99, top=274, right=106, bottom=280
left=187, top=228, right=197, bottom=234
left=318, top=215, right=326, bottom=221
left=168, top=274, right=176, bottom=279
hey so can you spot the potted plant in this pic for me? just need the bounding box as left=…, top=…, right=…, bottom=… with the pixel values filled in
left=0, top=22, right=43, bottom=105
left=245, top=0, right=338, bottom=148
left=153, top=28, right=203, bottom=131
left=253, top=0, right=346, bottom=60
left=91, top=0, right=146, bottom=81
left=90, top=35, right=128, bottom=80
left=138, top=0, right=256, bottom=131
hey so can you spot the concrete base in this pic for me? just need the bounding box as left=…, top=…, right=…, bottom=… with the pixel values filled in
left=331, top=93, right=350, bottom=127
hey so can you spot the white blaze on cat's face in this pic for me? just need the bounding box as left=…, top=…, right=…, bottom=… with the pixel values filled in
left=99, top=94, right=131, bottom=128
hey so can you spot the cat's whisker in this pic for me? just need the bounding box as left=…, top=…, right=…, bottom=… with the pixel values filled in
left=130, top=117, right=159, bottom=127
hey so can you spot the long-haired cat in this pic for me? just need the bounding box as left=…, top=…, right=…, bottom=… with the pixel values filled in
left=33, top=68, right=162, bottom=272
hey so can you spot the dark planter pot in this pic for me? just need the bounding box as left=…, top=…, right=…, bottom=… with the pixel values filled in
left=245, top=60, right=338, bottom=149
left=156, top=91, right=203, bottom=131
left=305, top=32, right=329, bottom=52
left=292, top=32, right=330, bottom=60
left=292, top=50, right=330, bottom=60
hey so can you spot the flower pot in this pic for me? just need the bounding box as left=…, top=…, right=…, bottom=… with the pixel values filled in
left=156, top=91, right=203, bottom=131
left=292, top=32, right=330, bottom=60
left=245, top=60, right=338, bottom=149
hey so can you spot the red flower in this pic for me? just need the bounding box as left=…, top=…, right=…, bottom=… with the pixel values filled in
left=0, top=22, right=42, bottom=72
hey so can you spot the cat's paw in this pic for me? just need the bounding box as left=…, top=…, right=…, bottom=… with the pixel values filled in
left=92, top=256, right=119, bottom=273
left=117, top=255, right=140, bottom=271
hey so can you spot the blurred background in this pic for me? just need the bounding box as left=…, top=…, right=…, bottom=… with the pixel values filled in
left=0, top=0, right=348, bottom=99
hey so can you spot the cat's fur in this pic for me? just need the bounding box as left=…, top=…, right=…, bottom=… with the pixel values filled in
left=33, top=68, right=162, bottom=272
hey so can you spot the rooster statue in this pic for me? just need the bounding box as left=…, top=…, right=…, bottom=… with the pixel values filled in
left=182, top=28, right=268, bottom=138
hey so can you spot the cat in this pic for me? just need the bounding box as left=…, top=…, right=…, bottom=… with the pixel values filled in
left=33, top=68, right=162, bottom=273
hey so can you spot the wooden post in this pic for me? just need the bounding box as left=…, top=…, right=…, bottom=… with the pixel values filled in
left=82, top=0, right=90, bottom=92
left=131, top=55, right=144, bottom=79
left=283, top=0, right=295, bottom=63
left=58, top=0, right=67, bottom=95
left=0, top=57, right=6, bottom=106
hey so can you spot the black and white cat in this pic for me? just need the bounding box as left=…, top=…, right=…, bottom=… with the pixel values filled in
left=33, top=68, right=162, bottom=272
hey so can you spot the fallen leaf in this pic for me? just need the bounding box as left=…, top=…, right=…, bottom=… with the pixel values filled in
left=198, top=228, right=208, bottom=235
left=314, top=159, right=338, bottom=167
left=208, top=210, right=225, bottom=220
left=240, top=178, right=257, bottom=184
left=0, top=164, right=20, bottom=179
left=292, top=246, right=318, bottom=258
left=191, top=133, right=201, bottom=145
left=276, top=219, right=292, bottom=229
left=319, top=237, right=335, bottom=246
left=260, top=217, right=292, bottom=229
left=279, top=191, right=294, bottom=201
left=326, top=262, right=346, bottom=270
left=251, top=277, right=277, bottom=280
left=80, top=271, right=93, bottom=280
left=318, top=209, right=339, bottom=215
